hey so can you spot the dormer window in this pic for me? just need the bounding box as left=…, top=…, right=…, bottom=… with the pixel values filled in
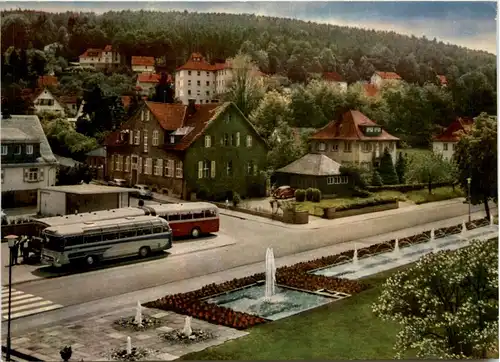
left=1, top=145, right=7, bottom=155
left=170, top=135, right=175, bottom=144
left=362, top=126, right=382, bottom=136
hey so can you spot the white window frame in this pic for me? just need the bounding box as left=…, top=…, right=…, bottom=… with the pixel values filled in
left=25, top=167, right=40, bottom=182
left=144, top=158, right=152, bottom=175
left=332, top=143, right=339, bottom=152
left=145, top=110, right=150, bottom=122
left=1, top=145, right=7, bottom=155
left=143, top=131, right=148, bottom=153
left=141, top=109, right=145, bottom=121
left=226, top=160, right=232, bottom=176
left=343, top=141, right=352, bottom=153
left=198, top=161, right=203, bottom=179
left=246, top=135, right=253, bottom=148
left=154, top=159, right=162, bottom=176
left=26, top=145, right=33, bottom=155
left=115, top=155, right=121, bottom=171
left=362, top=142, right=372, bottom=153
left=204, top=135, right=212, bottom=148
left=247, top=161, right=254, bottom=175
left=202, top=160, right=210, bottom=179
left=134, top=130, right=140, bottom=145
left=152, top=130, right=159, bottom=146
left=129, top=130, right=134, bottom=144
left=318, top=142, right=326, bottom=151
left=14, top=145, right=21, bottom=155
left=124, top=156, right=130, bottom=172
left=236, top=132, right=240, bottom=147
left=327, top=176, right=349, bottom=185
left=443, top=143, right=448, bottom=151
left=210, top=160, right=216, bottom=178
left=175, top=161, right=183, bottom=178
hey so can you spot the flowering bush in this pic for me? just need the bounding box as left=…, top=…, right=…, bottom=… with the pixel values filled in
left=372, top=238, right=498, bottom=359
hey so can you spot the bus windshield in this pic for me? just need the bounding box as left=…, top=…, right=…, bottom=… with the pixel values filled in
left=43, top=233, right=66, bottom=252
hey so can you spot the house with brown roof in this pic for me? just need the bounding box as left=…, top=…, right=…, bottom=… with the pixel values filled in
left=136, top=73, right=161, bottom=96
left=79, top=45, right=121, bottom=70
left=322, top=72, right=347, bottom=92
left=37, top=75, right=59, bottom=88
left=104, top=101, right=269, bottom=200
left=309, top=110, right=399, bottom=169
left=32, top=88, right=66, bottom=116
left=370, top=71, right=403, bottom=88
left=131, top=56, right=155, bottom=73
left=432, top=117, right=474, bottom=161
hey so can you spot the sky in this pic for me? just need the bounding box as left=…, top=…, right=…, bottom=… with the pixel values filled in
left=2, top=1, right=498, bottom=54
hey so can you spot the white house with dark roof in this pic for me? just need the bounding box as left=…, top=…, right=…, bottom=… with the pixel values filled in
left=1, top=115, right=58, bottom=206
left=33, top=88, right=66, bottom=116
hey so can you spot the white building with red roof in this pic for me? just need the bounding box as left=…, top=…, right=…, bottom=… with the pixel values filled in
left=321, top=72, right=347, bottom=92
left=131, top=56, right=155, bottom=73
left=432, top=117, right=473, bottom=161
left=136, top=73, right=162, bottom=96
left=370, top=71, right=403, bottom=88
left=79, top=45, right=121, bottom=70
left=175, top=53, right=263, bottom=105
left=309, top=110, right=399, bottom=169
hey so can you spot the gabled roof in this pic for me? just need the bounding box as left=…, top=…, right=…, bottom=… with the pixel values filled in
left=322, top=72, right=344, bottom=82
left=276, top=153, right=342, bottom=176
left=132, top=56, right=155, bottom=66
left=176, top=53, right=215, bottom=72
left=309, top=110, right=399, bottom=141
left=79, top=48, right=103, bottom=58
left=1, top=115, right=57, bottom=164
left=433, top=117, right=474, bottom=142
left=374, top=71, right=402, bottom=80
left=1, top=128, right=38, bottom=142
left=137, top=73, right=161, bottom=84
left=103, top=45, right=113, bottom=52
left=86, top=147, right=107, bottom=158
left=146, top=102, right=186, bottom=131
left=59, top=96, right=77, bottom=104
left=37, top=75, right=58, bottom=88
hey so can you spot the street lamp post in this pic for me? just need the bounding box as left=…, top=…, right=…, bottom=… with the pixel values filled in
left=467, top=177, right=472, bottom=222
left=5, top=234, right=19, bottom=362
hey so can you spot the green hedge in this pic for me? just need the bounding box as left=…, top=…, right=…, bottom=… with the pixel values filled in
left=333, top=196, right=398, bottom=211
left=295, top=189, right=306, bottom=202
left=366, top=181, right=454, bottom=193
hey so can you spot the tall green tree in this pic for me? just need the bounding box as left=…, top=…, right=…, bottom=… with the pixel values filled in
left=267, top=121, right=305, bottom=171
left=373, top=239, right=498, bottom=359
left=249, top=90, right=292, bottom=139
left=395, top=152, right=407, bottom=184
left=454, top=113, right=497, bottom=220
left=405, top=151, right=456, bottom=194
left=377, top=148, right=399, bottom=185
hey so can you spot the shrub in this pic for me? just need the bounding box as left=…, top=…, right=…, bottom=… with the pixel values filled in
left=339, top=165, right=367, bottom=189
left=334, top=196, right=398, bottom=211
left=371, top=169, right=383, bottom=186
left=305, top=188, right=314, bottom=201
left=352, top=187, right=372, bottom=198
left=311, top=188, right=322, bottom=202
left=366, top=181, right=454, bottom=193
left=232, top=191, right=241, bottom=207
left=295, top=189, right=306, bottom=202
left=378, top=148, right=399, bottom=185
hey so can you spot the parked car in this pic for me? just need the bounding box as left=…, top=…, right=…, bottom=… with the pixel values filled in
left=272, top=185, right=296, bottom=199
left=108, top=178, right=128, bottom=187
left=132, top=184, right=153, bottom=199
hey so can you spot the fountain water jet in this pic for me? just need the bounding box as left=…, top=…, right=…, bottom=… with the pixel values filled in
left=264, top=247, right=276, bottom=301
left=134, top=301, right=143, bottom=327
left=182, top=316, right=192, bottom=337
left=461, top=221, right=467, bottom=237
left=393, top=238, right=401, bottom=258
left=126, top=336, right=132, bottom=355
left=491, top=216, right=495, bottom=227
left=430, top=229, right=435, bottom=242
left=352, top=244, right=359, bottom=270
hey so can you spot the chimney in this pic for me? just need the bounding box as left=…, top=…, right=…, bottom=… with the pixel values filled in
left=187, top=99, right=197, bottom=117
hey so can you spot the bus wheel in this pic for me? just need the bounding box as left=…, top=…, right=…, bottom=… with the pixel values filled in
left=139, top=246, right=150, bottom=258
left=85, top=255, right=97, bottom=266
left=191, top=227, right=201, bottom=238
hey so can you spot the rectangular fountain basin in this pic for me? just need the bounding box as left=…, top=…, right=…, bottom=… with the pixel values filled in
left=205, top=283, right=336, bottom=321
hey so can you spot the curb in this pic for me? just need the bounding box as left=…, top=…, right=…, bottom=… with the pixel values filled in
left=2, top=345, right=43, bottom=361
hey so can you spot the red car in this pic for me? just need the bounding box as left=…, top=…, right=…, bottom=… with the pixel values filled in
left=272, top=186, right=296, bottom=199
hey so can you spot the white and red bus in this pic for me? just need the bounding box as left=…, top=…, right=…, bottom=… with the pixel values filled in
left=143, top=202, right=220, bottom=238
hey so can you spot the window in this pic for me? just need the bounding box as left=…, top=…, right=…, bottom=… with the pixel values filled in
left=452, top=143, right=457, bottom=150
left=1, top=169, right=4, bottom=184
left=197, top=80, right=201, bottom=86
left=236, top=132, right=240, bottom=147
left=247, top=161, right=255, bottom=175
left=154, top=159, right=163, bottom=176
left=188, top=90, right=191, bottom=95
left=134, top=130, right=140, bottom=145
left=152, top=130, right=159, bottom=146
left=197, top=71, right=201, bottom=76
left=143, top=131, right=148, bottom=152
left=145, top=111, right=150, bottom=122
left=164, top=159, right=174, bottom=177
left=170, top=135, right=175, bottom=144
left=125, top=156, right=130, bottom=172
left=343, top=141, right=352, bottom=152
left=141, top=110, right=145, bottom=121
left=193, top=211, right=204, bottom=219
left=145, top=158, right=153, bottom=175
left=1, top=145, right=7, bottom=155
left=129, top=130, right=134, bottom=144
left=26, top=145, right=33, bottom=155
left=188, top=71, right=191, bottom=76
left=138, top=157, right=142, bottom=174
left=246, top=135, right=253, bottom=147
left=206, top=72, right=210, bottom=76
left=175, top=161, right=183, bottom=178
left=115, top=155, right=121, bottom=171
left=181, top=213, right=192, bottom=220
left=205, top=209, right=217, bottom=218
left=202, top=160, right=210, bottom=178
left=443, top=143, right=448, bottom=151
left=204, top=135, right=212, bottom=148
left=14, top=145, right=21, bottom=155
left=206, top=91, right=210, bottom=96
left=226, top=160, right=233, bottom=176
left=168, top=214, right=181, bottom=221
left=332, top=144, right=339, bottom=151
left=318, top=142, right=326, bottom=151
left=188, top=80, right=192, bottom=86
left=223, top=133, right=229, bottom=146
left=327, top=176, right=349, bottom=185
left=25, top=167, right=41, bottom=182
left=362, top=143, right=372, bottom=152
left=206, top=81, right=210, bottom=86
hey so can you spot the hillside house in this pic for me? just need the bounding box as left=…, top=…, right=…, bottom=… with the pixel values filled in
left=370, top=71, right=402, bottom=88
left=37, top=75, right=59, bottom=88
left=322, top=72, right=348, bottom=92
left=32, top=88, right=66, bottom=116
left=105, top=101, right=269, bottom=200
left=432, top=117, right=473, bottom=161
left=79, top=45, right=121, bottom=70
left=136, top=73, right=161, bottom=96
left=1, top=115, right=58, bottom=207
left=309, top=110, right=399, bottom=169
left=131, top=56, right=155, bottom=73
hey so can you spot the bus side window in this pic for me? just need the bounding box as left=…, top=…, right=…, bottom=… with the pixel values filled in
left=136, top=228, right=146, bottom=236
left=102, top=232, right=117, bottom=241
left=205, top=210, right=216, bottom=218
left=153, top=227, right=163, bottom=234
left=84, top=234, right=101, bottom=244
left=66, top=236, right=82, bottom=247
left=121, top=230, right=136, bottom=238
left=143, top=227, right=152, bottom=235
left=180, top=213, right=192, bottom=220
left=168, top=214, right=180, bottom=221
left=163, top=225, right=171, bottom=233
left=193, top=211, right=204, bottom=219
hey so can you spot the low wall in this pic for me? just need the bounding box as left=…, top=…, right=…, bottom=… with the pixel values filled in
left=366, top=181, right=454, bottom=193
left=214, top=202, right=284, bottom=222
left=322, top=201, right=399, bottom=219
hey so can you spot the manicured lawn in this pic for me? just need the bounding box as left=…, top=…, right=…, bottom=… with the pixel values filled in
left=180, top=267, right=412, bottom=360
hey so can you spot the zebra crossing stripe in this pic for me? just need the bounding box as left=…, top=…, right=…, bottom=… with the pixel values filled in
left=9, top=297, right=44, bottom=307
left=2, top=293, right=36, bottom=303
left=3, top=303, right=63, bottom=320
left=10, top=300, right=53, bottom=313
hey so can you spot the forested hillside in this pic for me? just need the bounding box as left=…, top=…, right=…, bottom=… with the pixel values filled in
left=1, top=9, right=496, bottom=86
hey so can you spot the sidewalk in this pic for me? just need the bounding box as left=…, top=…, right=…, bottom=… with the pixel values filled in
left=5, top=212, right=495, bottom=337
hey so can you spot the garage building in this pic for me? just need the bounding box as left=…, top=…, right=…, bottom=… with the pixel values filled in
left=38, top=184, right=136, bottom=216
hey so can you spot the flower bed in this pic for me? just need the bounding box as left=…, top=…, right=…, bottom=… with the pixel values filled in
left=144, top=217, right=491, bottom=330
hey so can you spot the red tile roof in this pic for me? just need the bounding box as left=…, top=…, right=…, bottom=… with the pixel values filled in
left=137, top=73, right=161, bottom=84
left=437, top=75, right=448, bottom=85
left=176, top=53, right=216, bottom=72
left=310, top=110, right=399, bottom=141
left=322, top=72, right=344, bottom=82
left=375, top=71, right=402, bottom=80
left=146, top=102, right=186, bottom=131
left=433, top=117, right=474, bottom=142
left=132, top=56, right=155, bottom=66
left=59, top=96, right=77, bottom=104
left=363, top=84, right=379, bottom=97
left=79, top=48, right=103, bottom=58
left=121, top=96, right=131, bottom=109
left=37, top=75, right=58, bottom=88
left=104, top=45, right=113, bottom=52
